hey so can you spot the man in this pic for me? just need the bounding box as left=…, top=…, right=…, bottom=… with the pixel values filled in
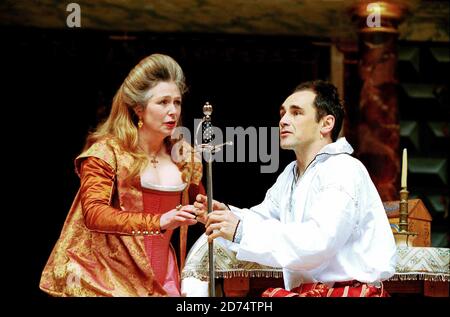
left=193, top=80, right=396, bottom=297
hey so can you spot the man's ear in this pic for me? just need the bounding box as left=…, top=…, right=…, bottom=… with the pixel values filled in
left=321, top=115, right=335, bottom=136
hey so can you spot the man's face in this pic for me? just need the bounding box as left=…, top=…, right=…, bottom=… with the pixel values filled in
left=279, top=90, right=321, bottom=150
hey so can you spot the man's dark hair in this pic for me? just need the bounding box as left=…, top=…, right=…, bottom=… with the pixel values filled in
left=293, top=80, right=344, bottom=142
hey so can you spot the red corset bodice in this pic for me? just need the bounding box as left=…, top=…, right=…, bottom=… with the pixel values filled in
left=141, top=186, right=182, bottom=286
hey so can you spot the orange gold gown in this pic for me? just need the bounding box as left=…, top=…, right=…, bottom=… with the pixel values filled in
left=39, top=137, right=203, bottom=296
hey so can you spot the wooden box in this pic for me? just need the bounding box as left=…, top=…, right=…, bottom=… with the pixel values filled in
left=383, top=199, right=432, bottom=247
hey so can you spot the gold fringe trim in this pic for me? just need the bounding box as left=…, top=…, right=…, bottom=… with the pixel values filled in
left=182, top=270, right=284, bottom=281
left=216, top=270, right=284, bottom=279
left=389, top=273, right=449, bottom=282
left=182, top=271, right=449, bottom=282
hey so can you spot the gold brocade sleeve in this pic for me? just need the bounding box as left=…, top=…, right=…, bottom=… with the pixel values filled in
left=79, top=156, right=162, bottom=235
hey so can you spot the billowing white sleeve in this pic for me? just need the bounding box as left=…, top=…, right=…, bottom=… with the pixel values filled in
left=235, top=185, right=358, bottom=270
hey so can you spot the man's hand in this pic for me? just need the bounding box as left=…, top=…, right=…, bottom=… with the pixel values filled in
left=205, top=209, right=240, bottom=243
left=194, top=194, right=229, bottom=224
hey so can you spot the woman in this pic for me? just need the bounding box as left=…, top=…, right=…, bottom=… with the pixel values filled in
left=40, top=54, right=204, bottom=297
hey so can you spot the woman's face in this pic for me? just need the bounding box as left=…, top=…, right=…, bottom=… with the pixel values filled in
left=139, top=81, right=182, bottom=138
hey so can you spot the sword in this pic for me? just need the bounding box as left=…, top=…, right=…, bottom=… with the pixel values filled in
left=203, top=102, right=215, bottom=297
left=195, top=102, right=232, bottom=297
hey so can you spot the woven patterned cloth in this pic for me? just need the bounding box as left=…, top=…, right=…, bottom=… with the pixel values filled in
left=182, top=235, right=282, bottom=281
left=390, top=247, right=449, bottom=282
left=182, top=235, right=449, bottom=282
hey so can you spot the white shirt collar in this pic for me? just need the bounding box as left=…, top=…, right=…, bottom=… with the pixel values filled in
left=294, top=137, right=354, bottom=174
left=317, top=137, right=354, bottom=156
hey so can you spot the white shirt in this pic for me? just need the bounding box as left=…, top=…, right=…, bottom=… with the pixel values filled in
left=224, top=137, right=397, bottom=290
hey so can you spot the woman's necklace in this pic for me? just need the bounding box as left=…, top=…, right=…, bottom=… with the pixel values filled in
left=149, top=146, right=163, bottom=168
left=139, top=138, right=163, bottom=168
left=149, top=155, right=159, bottom=168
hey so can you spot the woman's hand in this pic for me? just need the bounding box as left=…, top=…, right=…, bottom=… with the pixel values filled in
left=160, top=205, right=198, bottom=231
left=193, top=194, right=229, bottom=224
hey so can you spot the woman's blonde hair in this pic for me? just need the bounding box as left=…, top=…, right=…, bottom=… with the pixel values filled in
left=84, top=53, right=187, bottom=182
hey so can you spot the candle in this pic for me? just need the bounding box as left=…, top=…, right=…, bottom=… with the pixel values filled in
left=401, top=148, right=407, bottom=188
